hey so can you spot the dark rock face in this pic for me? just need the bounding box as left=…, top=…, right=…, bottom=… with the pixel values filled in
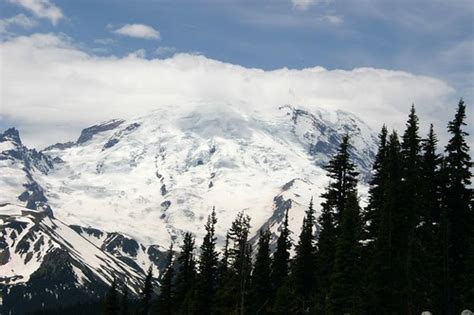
left=70, top=225, right=104, bottom=239
left=104, top=233, right=139, bottom=257
left=102, top=122, right=141, bottom=150
left=76, top=119, right=125, bottom=144
left=1, top=248, right=105, bottom=314
left=0, top=128, right=22, bottom=145
left=1, top=128, right=56, bottom=217
left=43, top=141, right=75, bottom=151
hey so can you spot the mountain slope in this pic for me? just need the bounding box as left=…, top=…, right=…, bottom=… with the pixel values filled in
left=38, top=104, right=376, bottom=246
left=0, top=204, right=150, bottom=313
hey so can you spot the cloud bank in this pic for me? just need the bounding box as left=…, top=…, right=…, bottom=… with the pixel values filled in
left=0, top=33, right=457, bottom=148
left=112, top=24, right=161, bottom=40
left=8, top=0, right=63, bottom=25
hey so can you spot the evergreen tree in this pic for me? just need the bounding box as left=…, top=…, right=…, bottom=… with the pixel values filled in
left=361, top=125, right=388, bottom=310
left=270, top=209, right=292, bottom=312
left=364, top=125, right=388, bottom=243
left=271, top=209, right=291, bottom=289
left=157, top=245, right=175, bottom=315
left=371, top=131, right=403, bottom=313
left=215, top=213, right=252, bottom=314
left=328, top=191, right=362, bottom=314
left=139, top=267, right=153, bottom=315
left=102, top=279, right=119, bottom=315
left=195, top=208, right=219, bottom=315
left=400, top=105, right=422, bottom=314
left=416, top=124, right=443, bottom=313
left=174, top=232, right=197, bottom=314
left=292, top=198, right=316, bottom=313
left=315, top=134, right=359, bottom=312
left=228, top=212, right=252, bottom=315
left=214, top=233, right=233, bottom=314
left=322, top=134, right=359, bottom=229
left=442, top=99, right=473, bottom=313
left=250, top=228, right=272, bottom=313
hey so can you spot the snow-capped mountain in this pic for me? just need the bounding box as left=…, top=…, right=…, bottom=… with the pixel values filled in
left=38, top=104, right=375, bottom=245
left=0, top=103, right=377, bottom=311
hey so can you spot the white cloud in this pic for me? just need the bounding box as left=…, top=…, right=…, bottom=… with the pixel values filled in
left=0, top=33, right=457, bottom=149
left=319, top=14, right=343, bottom=25
left=113, top=24, right=160, bottom=40
left=8, top=0, right=63, bottom=25
left=155, top=46, right=176, bottom=56
left=292, top=0, right=331, bottom=11
left=0, top=14, right=37, bottom=34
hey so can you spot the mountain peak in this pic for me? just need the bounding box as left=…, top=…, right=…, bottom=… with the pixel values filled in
left=1, top=127, right=22, bottom=145
left=76, top=119, right=125, bottom=144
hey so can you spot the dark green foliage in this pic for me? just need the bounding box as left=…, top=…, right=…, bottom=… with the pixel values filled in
left=271, top=210, right=291, bottom=289
left=270, top=209, right=292, bottom=312
left=250, top=228, right=272, bottom=313
left=292, top=198, right=316, bottom=312
left=364, top=125, right=388, bottom=244
left=361, top=126, right=388, bottom=310
left=157, top=244, right=175, bottom=315
left=321, top=134, right=359, bottom=229
left=195, top=208, right=219, bottom=314
left=138, top=267, right=153, bottom=315
left=315, top=134, right=359, bottom=312
left=174, top=232, right=197, bottom=314
left=214, top=233, right=233, bottom=314
left=215, top=212, right=252, bottom=314
left=370, top=131, right=403, bottom=313
left=328, top=192, right=362, bottom=314
left=415, top=124, right=443, bottom=313
left=441, top=99, right=473, bottom=314
left=102, top=279, right=119, bottom=315
left=399, top=105, right=423, bottom=313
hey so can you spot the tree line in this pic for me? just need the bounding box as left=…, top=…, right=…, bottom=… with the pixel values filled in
left=102, top=100, right=472, bottom=315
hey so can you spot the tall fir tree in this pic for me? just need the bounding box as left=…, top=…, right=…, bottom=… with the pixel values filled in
left=364, top=125, right=388, bottom=244
left=322, top=134, right=359, bottom=229
left=441, top=99, right=473, bottom=313
left=229, top=212, right=252, bottom=315
left=215, top=212, right=252, bottom=314
left=400, top=105, right=422, bottom=314
left=271, top=209, right=291, bottom=289
left=416, top=124, right=443, bottom=313
left=174, top=232, right=197, bottom=314
left=214, top=233, right=233, bottom=314
left=270, top=209, right=292, bottom=312
left=361, top=125, right=388, bottom=310
left=139, top=267, right=153, bottom=315
left=315, top=134, right=359, bottom=312
left=195, top=208, right=219, bottom=315
left=250, top=228, right=272, bottom=313
left=157, top=244, right=175, bottom=315
left=270, top=209, right=293, bottom=314
left=371, top=131, right=403, bottom=313
left=328, top=191, right=362, bottom=314
left=292, top=198, right=316, bottom=313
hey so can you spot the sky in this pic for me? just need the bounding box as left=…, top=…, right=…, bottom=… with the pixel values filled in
left=0, top=0, right=473, bottom=148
